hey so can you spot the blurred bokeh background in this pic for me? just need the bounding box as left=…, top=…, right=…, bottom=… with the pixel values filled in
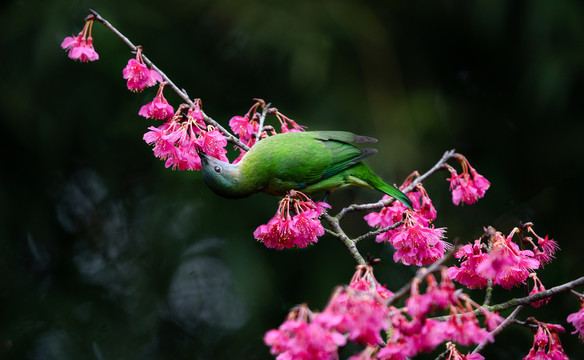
left=2, top=0, right=584, bottom=358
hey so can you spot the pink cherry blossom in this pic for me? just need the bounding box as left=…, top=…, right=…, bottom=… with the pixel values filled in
left=523, top=322, right=569, bottom=360
left=229, top=115, right=258, bottom=142
left=446, top=156, right=490, bottom=205
left=448, top=170, right=478, bottom=205
left=365, top=180, right=446, bottom=265
left=164, top=138, right=201, bottom=171
left=196, top=129, right=229, bottom=162
left=61, top=20, right=99, bottom=62
left=476, top=230, right=540, bottom=289
left=533, top=235, right=560, bottom=266
left=187, top=100, right=206, bottom=134
left=254, top=214, right=297, bottom=250
left=387, top=215, right=449, bottom=266
left=254, top=192, right=329, bottom=250
left=446, top=239, right=490, bottom=289
left=316, top=286, right=390, bottom=346
left=445, top=312, right=493, bottom=346
left=529, top=274, right=551, bottom=308
left=291, top=210, right=326, bottom=248
left=264, top=304, right=346, bottom=360
left=143, top=123, right=184, bottom=159
left=277, top=112, right=306, bottom=133
left=264, top=319, right=346, bottom=360
left=363, top=194, right=408, bottom=242
left=142, top=100, right=227, bottom=171
left=122, top=47, right=162, bottom=92
left=406, top=274, right=456, bottom=318
left=139, top=84, right=174, bottom=120
left=483, top=311, right=504, bottom=332
left=567, top=300, right=584, bottom=341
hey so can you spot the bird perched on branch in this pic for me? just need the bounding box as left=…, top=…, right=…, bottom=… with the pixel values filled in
left=199, top=131, right=412, bottom=209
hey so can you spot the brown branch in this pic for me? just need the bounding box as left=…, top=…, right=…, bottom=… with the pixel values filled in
left=471, top=305, right=525, bottom=355
left=88, top=9, right=249, bottom=151
left=485, top=275, right=584, bottom=313
left=353, top=220, right=405, bottom=243
left=321, top=213, right=366, bottom=265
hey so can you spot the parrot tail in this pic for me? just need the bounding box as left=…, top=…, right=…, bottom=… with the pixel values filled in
left=360, top=167, right=413, bottom=210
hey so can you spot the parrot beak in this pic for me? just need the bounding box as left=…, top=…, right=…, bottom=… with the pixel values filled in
left=197, top=150, right=209, bottom=164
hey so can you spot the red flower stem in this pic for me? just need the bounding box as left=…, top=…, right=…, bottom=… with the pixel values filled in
left=87, top=9, right=249, bottom=151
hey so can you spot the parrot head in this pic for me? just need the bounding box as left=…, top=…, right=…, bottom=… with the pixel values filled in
left=199, top=152, right=246, bottom=198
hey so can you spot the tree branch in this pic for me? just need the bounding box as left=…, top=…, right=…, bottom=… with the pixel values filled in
left=88, top=9, right=249, bottom=151
left=485, top=275, right=584, bottom=313
left=322, top=213, right=366, bottom=265
left=472, top=305, right=525, bottom=354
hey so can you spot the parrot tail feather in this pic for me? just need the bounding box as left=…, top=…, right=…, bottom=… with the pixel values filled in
left=365, top=174, right=413, bottom=210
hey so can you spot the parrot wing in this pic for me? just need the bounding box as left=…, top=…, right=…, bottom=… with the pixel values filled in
left=274, top=131, right=377, bottom=187
left=245, top=131, right=379, bottom=195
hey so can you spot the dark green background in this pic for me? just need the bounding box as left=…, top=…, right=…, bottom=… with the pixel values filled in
left=2, top=0, right=584, bottom=358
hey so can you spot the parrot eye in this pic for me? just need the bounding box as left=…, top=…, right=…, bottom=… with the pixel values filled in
left=214, top=166, right=222, bottom=173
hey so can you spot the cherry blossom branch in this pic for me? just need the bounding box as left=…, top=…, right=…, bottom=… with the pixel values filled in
left=87, top=9, right=249, bottom=151
left=471, top=305, right=525, bottom=355
left=335, top=149, right=456, bottom=220
left=322, top=213, right=367, bottom=265
left=486, top=275, right=584, bottom=313
left=432, top=275, right=584, bottom=324
left=353, top=219, right=405, bottom=243
left=255, top=101, right=270, bottom=142
left=323, top=149, right=456, bottom=266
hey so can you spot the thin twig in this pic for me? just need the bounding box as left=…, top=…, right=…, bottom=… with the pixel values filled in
left=353, top=220, right=405, bottom=243
left=255, top=102, right=270, bottom=143
left=485, top=275, right=584, bottom=313
left=322, top=213, right=366, bottom=265
left=472, top=305, right=525, bottom=354
left=88, top=9, right=249, bottom=151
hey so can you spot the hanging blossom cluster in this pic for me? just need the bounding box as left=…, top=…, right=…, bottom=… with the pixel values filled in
left=122, top=46, right=163, bottom=92
left=446, top=224, right=558, bottom=290
left=142, top=99, right=227, bottom=170
left=364, top=175, right=450, bottom=266
left=523, top=321, right=569, bottom=360
left=265, top=266, right=504, bottom=360
left=254, top=191, right=330, bottom=250
left=567, top=297, right=584, bottom=342
left=446, top=154, right=490, bottom=206
left=61, top=16, right=99, bottom=62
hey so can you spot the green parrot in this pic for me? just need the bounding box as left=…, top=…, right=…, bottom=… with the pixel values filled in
left=199, top=131, right=413, bottom=209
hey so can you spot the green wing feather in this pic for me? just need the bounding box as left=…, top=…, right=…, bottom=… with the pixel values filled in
left=302, top=131, right=378, bottom=184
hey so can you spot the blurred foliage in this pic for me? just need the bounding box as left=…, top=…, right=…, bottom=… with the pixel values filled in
left=1, top=0, right=584, bottom=358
